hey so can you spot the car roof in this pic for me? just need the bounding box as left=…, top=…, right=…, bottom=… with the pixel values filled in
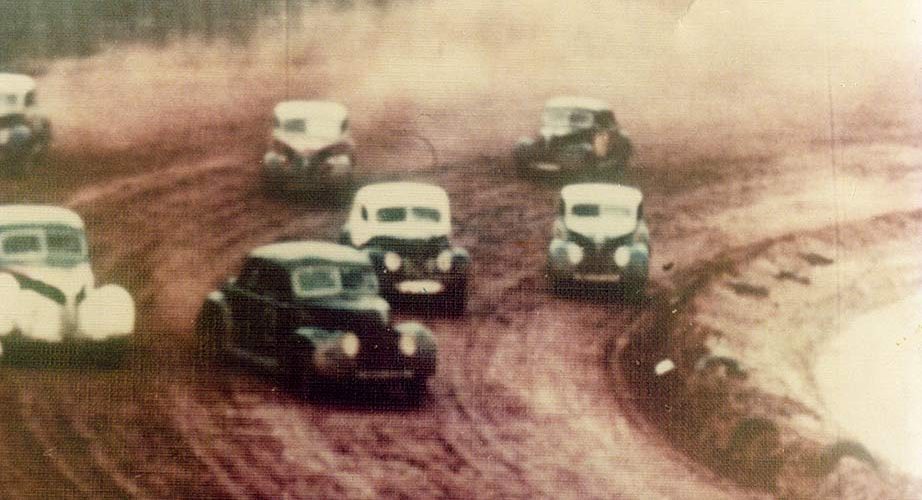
left=273, top=100, right=348, bottom=122
left=0, top=73, right=36, bottom=94
left=353, top=182, right=450, bottom=208
left=0, top=205, right=85, bottom=229
left=249, top=240, right=370, bottom=267
left=544, top=96, right=610, bottom=112
left=560, top=183, right=643, bottom=207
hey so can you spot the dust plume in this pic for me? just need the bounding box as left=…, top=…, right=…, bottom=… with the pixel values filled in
left=36, top=0, right=922, bottom=170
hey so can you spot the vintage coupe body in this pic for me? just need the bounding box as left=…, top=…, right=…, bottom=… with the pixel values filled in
left=0, top=206, right=135, bottom=362
left=546, top=183, right=650, bottom=295
left=513, top=96, right=632, bottom=180
left=196, top=241, right=437, bottom=397
left=339, top=182, right=471, bottom=315
left=261, top=100, right=355, bottom=193
left=0, top=73, right=51, bottom=176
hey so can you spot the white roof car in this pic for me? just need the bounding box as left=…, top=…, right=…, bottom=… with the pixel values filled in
left=0, top=205, right=135, bottom=352
left=347, top=182, right=453, bottom=247
left=544, top=96, right=610, bottom=113
left=560, top=183, right=644, bottom=241
left=0, top=205, right=85, bottom=229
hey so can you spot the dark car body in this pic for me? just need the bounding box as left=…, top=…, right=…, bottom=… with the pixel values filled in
left=196, top=241, right=437, bottom=397
left=513, top=96, right=631, bottom=181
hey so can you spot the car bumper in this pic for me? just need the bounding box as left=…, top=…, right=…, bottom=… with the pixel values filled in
left=312, top=348, right=437, bottom=381
left=263, top=165, right=352, bottom=190
left=380, top=273, right=465, bottom=297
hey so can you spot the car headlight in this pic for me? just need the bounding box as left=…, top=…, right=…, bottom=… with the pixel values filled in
left=436, top=250, right=454, bottom=272
left=399, top=333, right=418, bottom=357
left=326, top=154, right=351, bottom=167
left=614, top=246, right=631, bottom=267
left=565, top=243, right=584, bottom=265
left=384, top=252, right=402, bottom=272
left=341, top=332, right=360, bottom=358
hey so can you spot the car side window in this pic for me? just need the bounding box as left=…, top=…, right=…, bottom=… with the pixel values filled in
left=24, top=91, right=35, bottom=107
left=341, top=119, right=349, bottom=133
left=237, top=260, right=262, bottom=291
left=637, top=203, right=644, bottom=220
left=361, top=206, right=368, bottom=221
left=260, top=265, right=291, bottom=301
left=596, top=111, right=615, bottom=129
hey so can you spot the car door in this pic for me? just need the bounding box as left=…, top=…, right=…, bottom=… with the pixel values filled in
left=227, top=258, right=265, bottom=354
left=252, top=263, right=291, bottom=362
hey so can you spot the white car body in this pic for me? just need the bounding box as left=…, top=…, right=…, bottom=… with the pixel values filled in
left=262, top=100, right=354, bottom=190
left=345, top=182, right=452, bottom=248
left=0, top=205, right=134, bottom=345
left=548, top=183, right=650, bottom=288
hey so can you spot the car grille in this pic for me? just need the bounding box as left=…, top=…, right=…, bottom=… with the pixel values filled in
left=356, top=334, right=401, bottom=370
left=571, top=233, right=632, bottom=271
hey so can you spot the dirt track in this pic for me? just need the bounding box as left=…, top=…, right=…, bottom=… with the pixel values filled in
left=0, top=144, right=763, bottom=498
left=1, top=1, right=920, bottom=497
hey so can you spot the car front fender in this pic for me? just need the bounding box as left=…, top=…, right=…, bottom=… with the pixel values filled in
left=78, top=284, right=135, bottom=340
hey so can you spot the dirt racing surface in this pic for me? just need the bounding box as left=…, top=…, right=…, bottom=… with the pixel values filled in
left=1, top=1, right=920, bottom=498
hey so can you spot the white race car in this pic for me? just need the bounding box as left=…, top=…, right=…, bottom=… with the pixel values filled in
left=546, top=183, right=650, bottom=297
left=0, top=205, right=134, bottom=364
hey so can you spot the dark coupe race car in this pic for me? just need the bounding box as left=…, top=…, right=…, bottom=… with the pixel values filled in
left=513, top=96, right=632, bottom=181
left=195, top=241, right=438, bottom=399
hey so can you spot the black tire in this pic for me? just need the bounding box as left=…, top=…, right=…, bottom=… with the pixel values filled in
left=194, top=305, right=225, bottom=365
left=444, top=285, right=466, bottom=317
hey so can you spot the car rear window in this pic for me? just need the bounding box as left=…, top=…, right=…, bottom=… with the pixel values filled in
left=283, top=119, right=307, bottom=133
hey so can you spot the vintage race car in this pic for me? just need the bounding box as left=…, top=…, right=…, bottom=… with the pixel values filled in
left=0, top=73, right=51, bottom=176
left=196, top=241, right=437, bottom=398
left=261, top=100, right=354, bottom=193
left=513, top=96, right=632, bottom=180
left=0, top=205, right=135, bottom=364
left=339, top=182, right=471, bottom=315
left=546, top=183, right=650, bottom=296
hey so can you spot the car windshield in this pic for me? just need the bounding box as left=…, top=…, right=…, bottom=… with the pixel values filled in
left=0, top=226, right=88, bottom=264
left=570, top=203, right=633, bottom=218
left=542, top=107, right=594, bottom=129
left=292, top=265, right=379, bottom=298
left=281, top=118, right=342, bottom=138
left=376, top=207, right=442, bottom=223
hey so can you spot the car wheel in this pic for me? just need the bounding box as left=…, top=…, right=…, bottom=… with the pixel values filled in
left=194, top=306, right=225, bottom=365
left=444, top=285, right=466, bottom=317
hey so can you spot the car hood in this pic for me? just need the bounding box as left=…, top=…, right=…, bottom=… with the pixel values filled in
left=300, top=295, right=391, bottom=328
left=0, top=263, right=94, bottom=304
left=274, top=133, right=344, bottom=156
left=354, top=223, right=449, bottom=248
left=565, top=216, right=637, bottom=243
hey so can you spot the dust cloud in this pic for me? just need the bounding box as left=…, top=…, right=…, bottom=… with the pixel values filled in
left=36, top=0, right=922, bottom=167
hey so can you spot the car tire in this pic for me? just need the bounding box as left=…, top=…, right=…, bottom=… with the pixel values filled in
left=194, top=305, right=226, bottom=365
left=444, top=285, right=466, bottom=317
